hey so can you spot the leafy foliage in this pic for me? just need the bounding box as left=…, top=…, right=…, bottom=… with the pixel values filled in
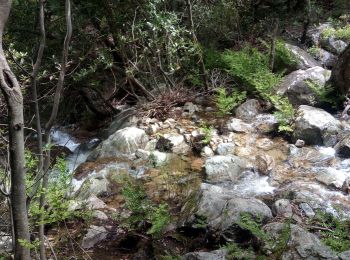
left=118, top=175, right=171, bottom=237
left=321, top=24, right=350, bottom=41
left=222, top=47, right=294, bottom=132
left=215, top=87, right=246, bottom=115
left=308, top=211, right=350, bottom=252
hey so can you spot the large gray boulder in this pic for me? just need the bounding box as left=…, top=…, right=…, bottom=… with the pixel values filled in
left=264, top=223, right=338, bottom=259
left=197, top=184, right=272, bottom=231
left=205, top=156, right=245, bottom=183
left=277, top=66, right=331, bottom=106
left=293, top=105, right=340, bottom=146
left=235, top=99, right=261, bottom=122
left=182, top=249, right=227, bottom=260
left=81, top=226, right=107, bottom=249
left=284, top=43, right=320, bottom=70
left=88, top=127, right=149, bottom=160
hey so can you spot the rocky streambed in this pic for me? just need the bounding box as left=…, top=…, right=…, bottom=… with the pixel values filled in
left=47, top=98, right=350, bottom=259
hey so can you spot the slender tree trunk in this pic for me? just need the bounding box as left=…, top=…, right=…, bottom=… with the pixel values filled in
left=28, top=0, right=46, bottom=259
left=38, top=1, right=72, bottom=258
left=0, top=1, right=31, bottom=259
left=269, top=18, right=279, bottom=71
left=186, top=0, right=208, bottom=90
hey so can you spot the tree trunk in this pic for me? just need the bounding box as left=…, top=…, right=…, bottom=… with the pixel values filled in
left=0, top=1, right=31, bottom=259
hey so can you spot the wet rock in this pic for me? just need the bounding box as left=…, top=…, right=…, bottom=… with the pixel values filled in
left=255, top=154, right=274, bottom=176
left=335, top=135, right=350, bottom=158
left=264, top=223, right=338, bottom=259
left=149, top=150, right=169, bottom=167
left=293, top=105, right=340, bottom=146
left=197, top=183, right=272, bottom=231
left=284, top=43, right=320, bottom=70
left=216, top=142, right=235, bottom=155
left=205, top=155, right=245, bottom=183
left=299, top=203, right=315, bottom=218
left=201, top=146, right=214, bottom=157
left=81, top=226, right=107, bottom=249
left=183, top=102, right=199, bottom=116
left=341, top=177, right=350, bottom=194
left=156, top=137, right=173, bottom=152
left=89, top=127, right=148, bottom=160
left=183, top=249, right=228, bottom=260
left=316, top=168, right=350, bottom=190
left=272, top=199, right=293, bottom=218
left=235, top=99, right=261, bottom=121
left=73, top=162, right=131, bottom=200
left=101, top=108, right=137, bottom=139
left=227, top=118, right=252, bottom=133
left=277, top=67, right=331, bottom=106
left=252, top=114, right=278, bottom=134
left=145, top=139, right=157, bottom=151
left=163, top=134, right=191, bottom=155
left=256, top=138, right=275, bottom=150
left=295, top=139, right=305, bottom=148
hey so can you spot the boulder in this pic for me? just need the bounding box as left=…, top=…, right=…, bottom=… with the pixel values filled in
left=309, top=47, right=337, bottom=69
left=316, top=168, right=350, bottom=190
left=235, top=99, right=261, bottom=121
left=81, top=226, right=107, bottom=249
left=342, top=177, right=350, bottom=194
left=183, top=102, right=199, bottom=116
left=339, top=250, right=350, bottom=260
left=321, top=37, right=348, bottom=55
left=284, top=43, right=320, bottom=70
left=306, top=23, right=333, bottom=46
left=182, top=249, right=227, bottom=260
left=226, top=118, right=253, bottom=133
left=264, top=223, right=338, bottom=259
left=216, top=143, right=235, bottom=156
left=335, top=135, right=350, bottom=158
left=252, top=114, right=278, bottom=134
left=254, top=154, right=275, bottom=176
left=163, top=134, right=191, bottom=155
left=201, top=146, right=214, bottom=157
left=89, top=127, right=148, bottom=160
left=272, top=199, right=293, bottom=218
left=197, top=184, right=272, bottom=231
left=205, top=156, right=244, bottom=183
left=277, top=67, right=331, bottom=106
left=299, top=203, right=315, bottom=218
left=293, top=105, right=340, bottom=146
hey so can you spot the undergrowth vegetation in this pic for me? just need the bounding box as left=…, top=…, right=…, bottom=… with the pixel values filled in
left=217, top=46, right=295, bottom=132
left=116, top=175, right=171, bottom=237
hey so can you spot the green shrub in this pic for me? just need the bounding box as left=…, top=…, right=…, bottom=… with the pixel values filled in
left=199, top=123, right=214, bottom=144
left=270, top=95, right=295, bottom=132
left=118, top=175, right=171, bottom=237
left=222, top=47, right=294, bottom=132
left=321, top=25, right=350, bottom=41
left=274, top=40, right=298, bottom=70
left=309, top=211, right=350, bottom=252
left=305, top=80, right=338, bottom=108
left=222, top=47, right=283, bottom=96
left=215, top=87, right=247, bottom=115
left=224, top=242, right=256, bottom=260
